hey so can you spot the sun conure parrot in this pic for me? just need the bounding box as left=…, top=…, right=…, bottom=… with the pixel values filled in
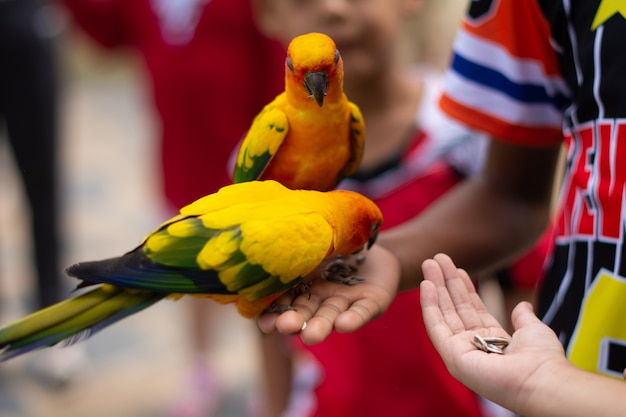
left=0, top=180, right=381, bottom=361
left=233, top=32, right=365, bottom=191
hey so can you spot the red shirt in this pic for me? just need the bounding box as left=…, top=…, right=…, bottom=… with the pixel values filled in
left=64, top=0, right=285, bottom=207
left=293, top=74, right=487, bottom=417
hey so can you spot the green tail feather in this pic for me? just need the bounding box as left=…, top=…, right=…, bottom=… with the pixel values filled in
left=0, top=286, right=164, bottom=361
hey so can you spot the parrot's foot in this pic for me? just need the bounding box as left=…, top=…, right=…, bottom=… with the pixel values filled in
left=263, top=303, right=296, bottom=315
left=354, top=253, right=367, bottom=265
left=322, top=257, right=365, bottom=285
left=288, top=282, right=311, bottom=299
left=263, top=282, right=311, bottom=315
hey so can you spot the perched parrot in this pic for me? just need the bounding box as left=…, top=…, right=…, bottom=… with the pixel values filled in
left=0, top=180, right=381, bottom=361
left=233, top=32, right=365, bottom=191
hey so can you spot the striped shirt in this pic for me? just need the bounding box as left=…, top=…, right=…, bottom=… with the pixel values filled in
left=441, top=0, right=626, bottom=379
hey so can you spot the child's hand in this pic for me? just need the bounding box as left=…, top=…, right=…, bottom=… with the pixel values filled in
left=257, top=245, right=400, bottom=345
left=420, top=254, right=569, bottom=414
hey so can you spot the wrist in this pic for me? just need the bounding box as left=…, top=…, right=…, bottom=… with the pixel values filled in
left=376, top=235, right=422, bottom=292
left=517, top=357, right=586, bottom=417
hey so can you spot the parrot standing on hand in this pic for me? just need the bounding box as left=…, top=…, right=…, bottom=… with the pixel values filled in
left=234, top=32, right=370, bottom=285
left=234, top=32, right=365, bottom=191
left=0, top=180, right=381, bottom=361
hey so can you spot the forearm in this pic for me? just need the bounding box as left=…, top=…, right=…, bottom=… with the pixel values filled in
left=379, top=176, right=551, bottom=292
left=517, top=360, right=626, bottom=417
left=259, top=333, right=294, bottom=416
left=420, top=255, right=626, bottom=417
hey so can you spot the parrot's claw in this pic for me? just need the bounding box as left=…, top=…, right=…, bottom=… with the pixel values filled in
left=263, top=282, right=311, bottom=315
left=263, top=303, right=296, bottom=315
left=322, top=258, right=365, bottom=285
left=326, top=274, right=365, bottom=285
left=288, top=282, right=311, bottom=299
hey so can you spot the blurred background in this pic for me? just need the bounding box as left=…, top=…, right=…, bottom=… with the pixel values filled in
left=0, top=1, right=469, bottom=416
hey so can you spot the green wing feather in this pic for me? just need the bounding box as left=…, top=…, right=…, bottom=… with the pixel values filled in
left=233, top=104, right=288, bottom=183
left=0, top=285, right=163, bottom=361
left=142, top=209, right=332, bottom=297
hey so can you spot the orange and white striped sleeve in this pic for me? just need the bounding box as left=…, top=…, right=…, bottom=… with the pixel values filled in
left=439, top=0, right=570, bottom=147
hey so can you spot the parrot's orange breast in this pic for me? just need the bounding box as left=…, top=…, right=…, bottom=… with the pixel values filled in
left=261, top=103, right=353, bottom=191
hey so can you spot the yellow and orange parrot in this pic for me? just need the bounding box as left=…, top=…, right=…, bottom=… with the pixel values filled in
left=233, top=32, right=365, bottom=191
left=0, top=180, right=381, bottom=361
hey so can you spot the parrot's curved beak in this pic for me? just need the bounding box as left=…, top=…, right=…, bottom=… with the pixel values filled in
left=304, top=71, right=328, bottom=106
left=367, top=222, right=381, bottom=249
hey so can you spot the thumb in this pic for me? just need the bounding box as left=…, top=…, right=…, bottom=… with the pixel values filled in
left=510, top=301, right=541, bottom=331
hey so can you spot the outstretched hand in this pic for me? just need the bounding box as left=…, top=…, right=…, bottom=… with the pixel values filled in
left=257, top=245, right=400, bottom=345
left=420, top=254, right=568, bottom=414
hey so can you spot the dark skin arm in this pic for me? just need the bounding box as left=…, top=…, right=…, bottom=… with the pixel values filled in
left=258, top=139, right=563, bottom=344
left=384, top=139, right=562, bottom=291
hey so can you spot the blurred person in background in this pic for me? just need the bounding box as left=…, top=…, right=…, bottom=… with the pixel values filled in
left=62, top=0, right=284, bottom=415
left=251, top=0, right=553, bottom=416
left=0, top=0, right=85, bottom=386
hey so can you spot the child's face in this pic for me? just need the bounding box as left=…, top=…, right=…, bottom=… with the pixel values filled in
left=255, top=0, right=423, bottom=82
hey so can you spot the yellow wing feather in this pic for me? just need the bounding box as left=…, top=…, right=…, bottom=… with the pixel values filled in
left=180, top=179, right=290, bottom=216
left=239, top=214, right=333, bottom=283
left=234, top=102, right=289, bottom=183
left=196, top=229, right=241, bottom=270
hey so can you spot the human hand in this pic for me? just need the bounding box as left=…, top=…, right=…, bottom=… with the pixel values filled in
left=420, top=254, right=569, bottom=413
left=257, top=244, right=400, bottom=345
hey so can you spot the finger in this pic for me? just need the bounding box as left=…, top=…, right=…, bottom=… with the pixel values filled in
left=510, top=301, right=541, bottom=331
left=510, top=301, right=564, bottom=356
left=424, top=255, right=468, bottom=334
left=274, top=310, right=309, bottom=335
left=456, top=268, right=504, bottom=331
left=299, top=294, right=352, bottom=345
left=334, top=296, right=384, bottom=334
left=257, top=288, right=311, bottom=335
left=267, top=282, right=332, bottom=335
left=298, top=283, right=390, bottom=344
left=257, top=313, right=279, bottom=334
left=420, top=278, right=454, bottom=348
left=433, top=253, right=488, bottom=332
left=258, top=310, right=308, bottom=335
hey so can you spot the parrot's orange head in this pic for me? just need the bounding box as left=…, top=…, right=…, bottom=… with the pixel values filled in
left=325, top=190, right=382, bottom=256
left=285, top=32, right=344, bottom=107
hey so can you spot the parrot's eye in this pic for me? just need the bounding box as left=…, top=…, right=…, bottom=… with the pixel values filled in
left=334, top=50, right=340, bottom=65
left=286, top=57, right=295, bottom=73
